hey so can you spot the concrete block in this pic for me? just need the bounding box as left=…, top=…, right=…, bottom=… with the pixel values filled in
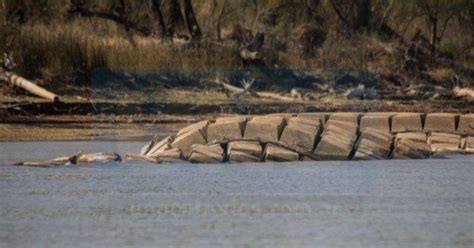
left=359, top=130, right=392, bottom=147
left=297, top=113, right=328, bottom=126
left=328, top=113, right=360, bottom=125
left=465, top=137, right=474, bottom=152
left=288, top=116, right=321, bottom=127
left=426, top=132, right=460, bottom=153
left=189, top=144, right=225, bottom=163
left=264, top=144, right=300, bottom=162
left=429, top=132, right=461, bottom=145
left=177, top=120, right=209, bottom=137
left=392, top=139, right=431, bottom=159
left=324, top=120, right=358, bottom=137
left=457, top=114, right=474, bottom=135
left=360, top=115, right=391, bottom=133
left=149, top=148, right=185, bottom=163
left=172, top=129, right=207, bottom=158
left=313, top=136, right=355, bottom=160
left=279, top=117, right=321, bottom=151
left=244, top=116, right=286, bottom=142
left=215, top=116, right=248, bottom=123
left=145, top=136, right=174, bottom=157
left=353, top=147, right=387, bottom=160
left=395, top=132, right=427, bottom=143
left=391, top=113, right=423, bottom=133
left=424, top=113, right=457, bottom=133
left=353, top=130, right=392, bottom=160
left=207, top=117, right=246, bottom=143
left=227, top=141, right=263, bottom=162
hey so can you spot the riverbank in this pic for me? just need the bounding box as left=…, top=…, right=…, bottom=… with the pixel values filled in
left=1, top=90, right=473, bottom=141
left=2, top=89, right=473, bottom=115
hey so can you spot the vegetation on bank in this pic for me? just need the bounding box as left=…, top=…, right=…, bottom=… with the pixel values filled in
left=0, top=0, right=473, bottom=101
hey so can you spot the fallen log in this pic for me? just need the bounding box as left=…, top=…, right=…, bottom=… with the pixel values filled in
left=255, top=92, right=295, bottom=101
left=124, top=153, right=160, bottom=163
left=213, top=78, right=295, bottom=101
left=15, top=155, right=78, bottom=168
left=14, top=152, right=122, bottom=168
left=1, top=72, right=60, bottom=102
left=453, top=87, right=474, bottom=101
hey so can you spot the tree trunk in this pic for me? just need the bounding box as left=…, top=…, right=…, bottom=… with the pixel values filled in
left=430, top=16, right=438, bottom=55
left=356, top=0, right=372, bottom=30
left=4, top=72, right=60, bottom=102
left=216, top=15, right=222, bottom=40
left=150, top=0, right=168, bottom=37
left=0, top=0, right=6, bottom=25
left=182, top=0, right=201, bottom=39
left=162, top=0, right=186, bottom=37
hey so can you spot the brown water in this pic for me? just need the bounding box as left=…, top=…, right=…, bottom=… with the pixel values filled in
left=1, top=142, right=473, bottom=247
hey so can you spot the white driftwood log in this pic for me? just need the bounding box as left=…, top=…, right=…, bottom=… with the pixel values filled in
left=453, top=87, right=474, bottom=101
left=213, top=78, right=295, bottom=101
left=2, top=72, right=60, bottom=102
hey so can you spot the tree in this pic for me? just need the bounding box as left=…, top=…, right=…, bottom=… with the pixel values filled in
left=161, top=0, right=186, bottom=37
left=159, top=0, right=202, bottom=40
left=328, top=0, right=374, bottom=31
left=149, top=0, right=168, bottom=37
left=182, top=0, right=201, bottom=39
left=414, top=0, right=470, bottom=55
left=0, top=0, right=6, bottom=25
left=69, top=0, right=150, bottom=36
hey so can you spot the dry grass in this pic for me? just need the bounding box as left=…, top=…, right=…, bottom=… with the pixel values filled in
left=11, top=23, right=242, bottom=81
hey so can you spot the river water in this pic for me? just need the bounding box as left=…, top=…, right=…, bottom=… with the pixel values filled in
left=1, top=142, right=473, bottom=247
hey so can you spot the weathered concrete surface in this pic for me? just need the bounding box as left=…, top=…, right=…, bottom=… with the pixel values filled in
left=465, top=136, right=474, bottom=152
left=176, top=120, right=209, bottom=137
left=148, top=148, right=184, bottom=163
left=279, top=116, right=321, bottom=152
left=227, top=141, right=262, bottom=162
left=328, top=112, right=360, bottom=125
left=395, top=132, right=427, bottom=143
left=207, top=117, right=247, bottom=143
left=393, top=133, right=431, bottom=159
left=189, top=144, right=225, bottom=163
left=264, top=144, right=300, bottom=162
left=392, top=113, right=423, bottom=133
left=428, top=132, right=461, bottom=153
left=314, top=120, right=358, bottom=160
left=172, top=129, right=207, bottom=158
left=244, top=116, right=286, bottom=142
left=360, top=114, right=391, bottom=133
left=457, top=114, right=474, bottom=135
left=120, top=112, right=474, bottom=164
left=124, top=153, right=160, bottom=163
left=297, top=112, right=328, bottom=127
left=424, top=113, right=457, bottom=133
left=354, top=129, right=392, bottom=160
left=144, top=136, right=173, bottom=157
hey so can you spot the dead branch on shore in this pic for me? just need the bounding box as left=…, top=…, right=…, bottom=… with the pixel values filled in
left=1, top=72, right=60, bottom=102
left=213, top=78, right=295, bottom=102
left=1, top=53, right=60, bottom=102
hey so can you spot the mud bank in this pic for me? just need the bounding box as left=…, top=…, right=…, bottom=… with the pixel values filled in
left=2, top=100, right=473, bottom=117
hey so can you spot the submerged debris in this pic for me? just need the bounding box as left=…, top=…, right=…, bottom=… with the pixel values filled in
left=15, top=155, right=77, bottom=168
left=14, top=152, right=121, bottom=168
